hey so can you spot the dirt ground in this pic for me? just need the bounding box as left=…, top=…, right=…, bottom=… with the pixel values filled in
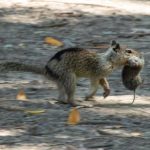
left=0, top=0, right=150, bottom=149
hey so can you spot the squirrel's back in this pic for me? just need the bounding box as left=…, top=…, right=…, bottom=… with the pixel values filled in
left=46, top=47, right=105, bottom=77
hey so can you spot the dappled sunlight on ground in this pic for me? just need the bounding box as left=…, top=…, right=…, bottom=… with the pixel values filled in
left=0, top=0, right=150, bottom=149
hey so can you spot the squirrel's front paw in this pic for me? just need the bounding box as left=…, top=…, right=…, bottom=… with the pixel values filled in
left=103, top=89, right=110, bottom=98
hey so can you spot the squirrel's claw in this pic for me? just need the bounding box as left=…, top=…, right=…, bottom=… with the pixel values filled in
left=103, top=89, right=110, bottom=98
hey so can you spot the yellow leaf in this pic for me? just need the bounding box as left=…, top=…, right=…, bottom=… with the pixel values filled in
left=44, top=37, right=63, bottom=46
left=24, top=109, right=46, bottom=115
left=16, top=89, right=27, bottom=101
left=67, top=107, right=80, bottom=125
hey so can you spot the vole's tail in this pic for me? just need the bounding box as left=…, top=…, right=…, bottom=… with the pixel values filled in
left=131, top=90, right=136, bottom=104
left=0, top=62, right=45, bottom=75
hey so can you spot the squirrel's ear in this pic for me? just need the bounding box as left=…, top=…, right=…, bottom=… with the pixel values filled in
left=111, top=40, right=120, bottom=51
left=111, top=40, right=117, bottom=46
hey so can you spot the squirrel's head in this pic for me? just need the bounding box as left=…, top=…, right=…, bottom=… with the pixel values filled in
left=108, top=40, right=144, bottom=67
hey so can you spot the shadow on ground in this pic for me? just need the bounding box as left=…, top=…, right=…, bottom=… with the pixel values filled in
left=0, top=1, right=150, bottom=149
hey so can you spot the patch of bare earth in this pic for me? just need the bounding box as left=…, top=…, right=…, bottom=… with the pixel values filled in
left=0, top=0, right=150, bottom=149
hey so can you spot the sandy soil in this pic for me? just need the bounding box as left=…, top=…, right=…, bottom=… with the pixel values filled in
left=0, top=0, right=150, bottom=149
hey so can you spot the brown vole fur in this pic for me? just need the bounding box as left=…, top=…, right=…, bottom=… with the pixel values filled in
left=122, top=50, right=144, bottom=104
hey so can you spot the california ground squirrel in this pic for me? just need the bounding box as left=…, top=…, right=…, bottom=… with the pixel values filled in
left=122, top=52, right=144, bottom=104
left=0, top=40, right=143, bottom=106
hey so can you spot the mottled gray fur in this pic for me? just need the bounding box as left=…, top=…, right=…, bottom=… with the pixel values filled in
left=45, top=40, right=143, bottom=106
left=0, top=40, right=143, bottom=106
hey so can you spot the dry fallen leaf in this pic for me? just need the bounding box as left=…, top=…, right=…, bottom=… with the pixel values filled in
left=44, top=36, right=63, bottom=46
left=67, top=107, right=80, bottom=125
left=16, top=89, right=27, bottom=101
left=24, top=109, right=46, bottom=115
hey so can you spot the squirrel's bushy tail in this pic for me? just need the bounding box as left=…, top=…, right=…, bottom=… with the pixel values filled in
left=0, top=62, right=44, bottom=75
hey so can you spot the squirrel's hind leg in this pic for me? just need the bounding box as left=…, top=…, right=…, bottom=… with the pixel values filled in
left=85, top=78, right=99, bottom=101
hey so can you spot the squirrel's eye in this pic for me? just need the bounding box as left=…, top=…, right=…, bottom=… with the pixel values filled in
left=126, top=49, right=132, bottom=54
